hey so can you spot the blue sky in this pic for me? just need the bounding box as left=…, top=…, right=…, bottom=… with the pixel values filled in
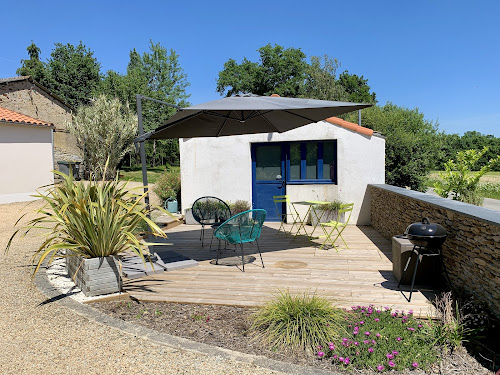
left=1, top=1, right=499, bottom=136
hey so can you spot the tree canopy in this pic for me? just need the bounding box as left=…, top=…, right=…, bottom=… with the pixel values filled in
left=216, top=44, right=376, bottom=103
left=18, top=42, right=101, bottom=108
left=100, top=41, right=191, bottom=166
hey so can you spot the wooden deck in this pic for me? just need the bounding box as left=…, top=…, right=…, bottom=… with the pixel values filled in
left=124, top=223, right=438, bottom=317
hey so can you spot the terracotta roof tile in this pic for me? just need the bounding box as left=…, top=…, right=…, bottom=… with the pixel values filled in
left=325, top=117, right=374, bottom=136
left=0, top=106, right=53, bottom=127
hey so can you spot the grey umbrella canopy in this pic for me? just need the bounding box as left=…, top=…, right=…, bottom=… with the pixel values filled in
left=146, top=94, right=372, bottom=139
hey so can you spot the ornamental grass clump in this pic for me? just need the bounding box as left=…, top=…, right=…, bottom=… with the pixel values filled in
left=6, top=167, right=170, bottom=276
left=318, top=305, right=439, bottom=372
left=250, top=290, right=346, bottom=353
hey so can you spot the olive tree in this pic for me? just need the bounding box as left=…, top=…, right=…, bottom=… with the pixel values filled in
left=68, top=95, right=137, bottom=179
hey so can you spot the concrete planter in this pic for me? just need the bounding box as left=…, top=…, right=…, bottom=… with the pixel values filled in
left=309, top=210, right=344, bottom=227
left=66, top=254, right=122, bottom=297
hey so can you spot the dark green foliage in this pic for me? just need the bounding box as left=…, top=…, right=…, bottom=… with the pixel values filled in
left=435, top=131, right=500, bottom=171
left=100, top=41, right=190, bottom=167
left=217, top=44, right=376, bottom=104
left=346, top=103, right=439, bottom=191
left=217, top=44, right=308, bottom=97
left=18, top=41, right=101, bottom=108
left=16, top=42, right=48, bottom=83
left=338, top=70, right=377, bottom=104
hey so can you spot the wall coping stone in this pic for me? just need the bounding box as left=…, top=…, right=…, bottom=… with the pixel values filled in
left=370, top=184, right=500, bottom=226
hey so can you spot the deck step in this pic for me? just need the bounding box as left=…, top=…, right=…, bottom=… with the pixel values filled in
left=121, top=250, right=198, bottom=279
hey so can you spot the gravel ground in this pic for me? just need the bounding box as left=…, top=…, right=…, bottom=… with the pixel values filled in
left=0, top=200, right=285, bottom=375
left=1, top=199, right=494, bottom=375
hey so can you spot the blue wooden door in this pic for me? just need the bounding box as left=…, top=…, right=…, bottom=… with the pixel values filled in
left=251, top=144, right=285, bottom=221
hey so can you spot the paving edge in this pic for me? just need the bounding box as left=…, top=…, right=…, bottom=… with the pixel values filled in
left=35, top=265, right=340, bottom=375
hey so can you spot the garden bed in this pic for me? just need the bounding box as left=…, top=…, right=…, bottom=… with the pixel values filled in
left=91, top=300, right=491, bottom=374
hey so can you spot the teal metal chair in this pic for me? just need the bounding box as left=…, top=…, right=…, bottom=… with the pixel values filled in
left=213, top=209, right=266, bottom=272
left=273, top=195, right=298, bottom=235
left=319, top=203, right=354, bottom=250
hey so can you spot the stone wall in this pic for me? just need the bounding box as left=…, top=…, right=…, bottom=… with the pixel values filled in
left=370, top=184, right=500, bottom=317
left=0, top=79, right=81, bottom=168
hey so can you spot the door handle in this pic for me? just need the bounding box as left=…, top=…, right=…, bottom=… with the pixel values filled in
left=277, top=180, right=285, bottom=188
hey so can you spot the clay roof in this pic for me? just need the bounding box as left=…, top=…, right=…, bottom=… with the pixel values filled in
left=0, top=76, right=74, bottom=111
left=325, top=117, right=374, bottom=136
left=0, top=106, right=54, bottom=127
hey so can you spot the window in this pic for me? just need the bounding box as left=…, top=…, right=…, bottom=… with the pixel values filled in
left=286, top=141, right=337, bottom=184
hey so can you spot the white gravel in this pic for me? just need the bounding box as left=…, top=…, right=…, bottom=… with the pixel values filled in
left=46, top=257, right=125, bottom=303
left=0, top=200, right=286, bottom=375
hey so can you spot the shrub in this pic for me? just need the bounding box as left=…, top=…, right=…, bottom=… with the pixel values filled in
left=154, top=171, right=181, bottom=203
left=434, top=147, right=500, bottom=205
left=428, top=292, right=473, bottom=351
left=250, top=290, right=346, bottom=353
left=228, top=200, right=250, bottom=215
left=320, top=305, right=438, bottom=371
left=5, top=168, right=169, bottom=275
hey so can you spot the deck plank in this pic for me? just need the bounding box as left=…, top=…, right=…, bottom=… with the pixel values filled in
left=124, top=223, right=438, bottom=317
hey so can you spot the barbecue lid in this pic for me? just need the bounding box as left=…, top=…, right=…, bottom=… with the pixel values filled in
left=405, top=217, right=446, bottom=238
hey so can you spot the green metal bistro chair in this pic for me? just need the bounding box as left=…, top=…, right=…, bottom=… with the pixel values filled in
left=273, top=195, right=298, bottom=235
left=191, top=196, right=231, bottom=249
left=319, top=203, right=354, bottom=250
left=213, top=209, right=266, bottom=272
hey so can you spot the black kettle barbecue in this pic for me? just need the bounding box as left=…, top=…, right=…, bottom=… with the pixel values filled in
left=404, top=217, right=447, bottom=249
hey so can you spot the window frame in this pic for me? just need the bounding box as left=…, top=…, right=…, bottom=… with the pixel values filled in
left=285, top=140, right=337, bottom=185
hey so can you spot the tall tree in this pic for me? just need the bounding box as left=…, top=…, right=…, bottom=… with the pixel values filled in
left=338, top=71, right=377, bottom=104
left=17, top=41, right=101, bottom=108
left=217, top=44, right=376, bottom=103
left=100, top=41, right=190, bottom=166
left=217, top=44, right=308, bottom=97
left=45, top=42, right=102, bottom=107
left=16, top=42, right=48, bottom=82
left=303, top=55, right=347, bottom=101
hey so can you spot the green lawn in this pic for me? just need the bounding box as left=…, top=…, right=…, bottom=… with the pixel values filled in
left=119, top=165, right=179, bottom=184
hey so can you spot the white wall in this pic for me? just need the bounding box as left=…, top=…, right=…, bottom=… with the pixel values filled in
left=0, top=123, right=54, bottom=201
left=179, top=121, right=385, bottom=225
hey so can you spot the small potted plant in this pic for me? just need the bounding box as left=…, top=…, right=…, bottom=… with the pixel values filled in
left=6, top=163, right=172, bottom=297
left=228, top=200, right=251, bottom=215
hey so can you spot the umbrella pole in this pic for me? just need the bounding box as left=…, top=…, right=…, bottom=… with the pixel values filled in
left=136, top=95, right=150, bottom=210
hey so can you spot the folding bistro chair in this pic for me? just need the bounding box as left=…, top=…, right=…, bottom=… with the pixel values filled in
left=319, top=203, right=354, bottom=250
left=273, top=195, right=298, bottom=235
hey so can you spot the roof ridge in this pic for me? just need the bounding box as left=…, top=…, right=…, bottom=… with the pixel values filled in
left=0, top=105, right=54, bottom=127
left=325, top=117, right=374, bottom=136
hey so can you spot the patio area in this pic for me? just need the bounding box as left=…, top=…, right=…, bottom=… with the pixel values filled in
left=124, top=223, right=439, bottom=318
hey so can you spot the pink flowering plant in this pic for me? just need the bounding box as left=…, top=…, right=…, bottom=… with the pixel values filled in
left=318, top=305, right=438, bottom=371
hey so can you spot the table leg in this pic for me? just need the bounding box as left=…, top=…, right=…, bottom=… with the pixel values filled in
left=309, top=205, right=327, bottom=239
left=292, top=203, right=311, bottom=239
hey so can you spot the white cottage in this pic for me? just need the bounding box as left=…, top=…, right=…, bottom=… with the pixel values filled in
left=0, top=106, right=54, bottom=203
left=179, top=117, right=385, bottom=225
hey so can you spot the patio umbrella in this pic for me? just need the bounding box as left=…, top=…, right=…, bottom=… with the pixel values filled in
left=135, top=93, right=371, bottom=211
left=143, top=93, right=372, bottom=140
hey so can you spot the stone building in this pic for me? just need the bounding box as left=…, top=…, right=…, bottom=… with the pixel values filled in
left=0, top=76, right=81, bottom=167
